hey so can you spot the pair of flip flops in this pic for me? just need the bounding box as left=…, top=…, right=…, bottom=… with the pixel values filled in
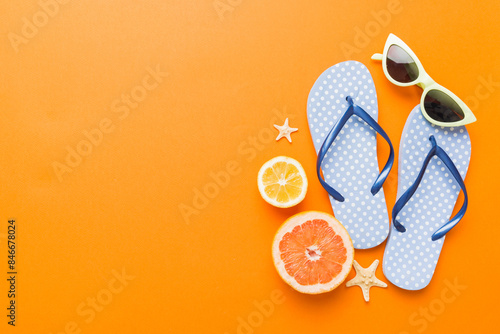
left=307, top=61, right=470, bottom=290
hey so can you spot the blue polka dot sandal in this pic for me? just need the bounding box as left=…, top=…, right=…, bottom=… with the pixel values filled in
left=383, top=105, right=471, bottom=290
left=307, top=61, right=394, bottom=249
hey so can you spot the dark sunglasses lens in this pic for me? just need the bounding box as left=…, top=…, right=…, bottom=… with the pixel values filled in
left=386, top=45, right=419, bottom=83
left=423, top=89, right=465, bottom=123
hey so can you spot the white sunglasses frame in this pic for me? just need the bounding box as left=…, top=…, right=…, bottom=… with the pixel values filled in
left=372, top=33, right=476, bottom=127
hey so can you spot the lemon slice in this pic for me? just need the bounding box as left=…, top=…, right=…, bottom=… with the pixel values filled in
left=257, top=156, right=308, bottom=208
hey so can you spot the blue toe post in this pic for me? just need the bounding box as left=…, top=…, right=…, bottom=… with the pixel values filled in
left=316, top=96, right=394, bottom=202
left=392, top=135, right=469, bottom=241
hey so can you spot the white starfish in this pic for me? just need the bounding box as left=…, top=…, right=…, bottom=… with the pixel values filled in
left=346, top=259, right=387, bottom=302
left=274, top=118, right=298, bottom=143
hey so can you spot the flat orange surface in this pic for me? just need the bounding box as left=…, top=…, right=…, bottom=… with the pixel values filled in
left=1, top=0, right=499, bottom=333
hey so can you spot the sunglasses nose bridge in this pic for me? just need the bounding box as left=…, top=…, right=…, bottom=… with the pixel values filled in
left=417, top=74, right=434, bottom=90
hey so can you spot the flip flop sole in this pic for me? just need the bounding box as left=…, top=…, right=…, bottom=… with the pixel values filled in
left=383, top=105, right=471, bottom=290
left=307, top=61, right=389, bottom=249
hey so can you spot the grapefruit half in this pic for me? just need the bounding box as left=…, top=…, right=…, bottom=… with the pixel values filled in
left=272, top=211, right=354, bottom=294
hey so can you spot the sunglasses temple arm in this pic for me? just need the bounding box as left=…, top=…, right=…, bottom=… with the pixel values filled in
left=371, top=53, right=383, bottom=61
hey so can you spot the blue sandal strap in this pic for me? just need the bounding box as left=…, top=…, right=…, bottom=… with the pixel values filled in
left=392, top=135, right=468, bottom=241
left=350, top=98, right=395, bottom=195
left=316, top=96, right=395, bottom=202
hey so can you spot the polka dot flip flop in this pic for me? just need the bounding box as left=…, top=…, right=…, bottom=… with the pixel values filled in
left=383, top=105, right=471, bottom=290
left=307, top=61, right=394, bottom=249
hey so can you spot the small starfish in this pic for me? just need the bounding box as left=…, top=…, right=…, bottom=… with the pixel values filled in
left=346, top=259, right=387, bottom=302
left=274, top=118, right=298, bottom=143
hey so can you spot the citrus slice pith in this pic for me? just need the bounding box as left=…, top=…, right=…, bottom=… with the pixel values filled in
left=272, top=211, right=354, bottom=294
left=257, top=156, right=307, bottom=208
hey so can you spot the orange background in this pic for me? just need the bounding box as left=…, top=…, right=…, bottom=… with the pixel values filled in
left=1, top=0, right=499, bottom=333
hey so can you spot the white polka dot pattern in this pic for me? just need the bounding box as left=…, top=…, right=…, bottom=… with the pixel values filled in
left=307, top=61, right=390, bottom=249
left=382, top=105, right=471, bottom=290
